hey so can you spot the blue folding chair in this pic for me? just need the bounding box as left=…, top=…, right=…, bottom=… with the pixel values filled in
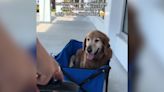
left=39, top=40, right=111, bottom=92
left=54, top=39, right=111, bottom=92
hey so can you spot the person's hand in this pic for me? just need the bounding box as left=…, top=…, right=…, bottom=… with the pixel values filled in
left=53, top=62, right=64, bottom=81
left=37, top=39, right=64, bottom=85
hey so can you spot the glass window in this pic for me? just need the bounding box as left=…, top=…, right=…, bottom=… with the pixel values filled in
left=123, top=2, right=128, bottom=34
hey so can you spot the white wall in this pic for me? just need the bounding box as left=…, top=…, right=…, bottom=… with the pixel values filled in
left=108, top=0, right=127, bottom=71
left=88, top=0, right=127, bottom=71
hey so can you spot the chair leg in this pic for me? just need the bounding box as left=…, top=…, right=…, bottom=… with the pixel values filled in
left=105, top=70, right=109, bottom=92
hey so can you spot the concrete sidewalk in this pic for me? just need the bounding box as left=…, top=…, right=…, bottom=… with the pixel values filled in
left=37, top=16, right=127, bottom=92
left=37, top=16, right=96, bottom=55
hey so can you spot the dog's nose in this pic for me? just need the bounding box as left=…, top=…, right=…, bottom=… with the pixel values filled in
left=87, top=46, right=92, bottom=53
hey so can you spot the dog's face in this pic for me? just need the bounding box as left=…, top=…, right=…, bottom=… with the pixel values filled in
left=84, top=31, right=110, bottom=60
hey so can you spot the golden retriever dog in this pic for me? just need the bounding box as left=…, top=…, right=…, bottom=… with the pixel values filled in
left=69, top=30, right=112, bottom=69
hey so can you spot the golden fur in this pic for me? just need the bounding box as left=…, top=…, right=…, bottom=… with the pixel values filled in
left=70, top=30, right=112, bottom=69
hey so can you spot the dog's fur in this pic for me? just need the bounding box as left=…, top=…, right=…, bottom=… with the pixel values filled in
left=69, top=30, right=112, bottom=69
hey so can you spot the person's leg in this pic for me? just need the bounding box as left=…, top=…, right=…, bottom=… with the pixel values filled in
left=0, top=23, right=37, bottom=92
left=128, top=6, right=142, bottom=92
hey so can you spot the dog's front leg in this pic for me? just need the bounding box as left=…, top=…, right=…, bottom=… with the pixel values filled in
left=69, top=55, right=76, bottom=67
left=80, top=54, right=86, bottom=68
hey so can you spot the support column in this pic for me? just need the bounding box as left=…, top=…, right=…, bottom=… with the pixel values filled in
left=79, top=0, right=82, bottom=8
left=56, top=0, right=63, bottom=13
left=39, top=0, right=51, bottom=22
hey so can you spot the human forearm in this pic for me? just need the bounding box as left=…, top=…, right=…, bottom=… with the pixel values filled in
left=37, top=39, right=62, bottom=85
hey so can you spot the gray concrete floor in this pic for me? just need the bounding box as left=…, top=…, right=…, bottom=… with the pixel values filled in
left=37, top=16, right=96, bottom=55
left=37, top=16, right=127, bottom=92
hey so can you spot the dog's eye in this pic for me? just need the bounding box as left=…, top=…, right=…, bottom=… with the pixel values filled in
left=95, top=39, right=99, bottom=42
left=87, top=38, right=90, bottom=41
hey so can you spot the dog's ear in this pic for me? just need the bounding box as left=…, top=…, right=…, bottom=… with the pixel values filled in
left=101, top=34, right=112, bottom=59
left=102, top=44, right=112, bottom=60
left=102, top=35, right=110, bottom=47
left=105, top=46, right=112, bottom=59
left=83, top=37, right=86, bottom=50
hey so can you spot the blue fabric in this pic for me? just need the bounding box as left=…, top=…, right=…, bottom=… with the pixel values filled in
left=128, top=62, right=137, bottom=92
left=30, top=45, right=36, bottom=59
left=28, top=45, right=36, bottom=64
left=55, top=40, right=82, bottom=67
left=63, top=68, right=105, bottom=92
left=128, top=64, right=132, bottom=92
left=55, top=39, right=109, bottom=92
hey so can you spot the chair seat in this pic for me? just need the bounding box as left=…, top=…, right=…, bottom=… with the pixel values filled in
left=54, top=39, right=110, bottom=92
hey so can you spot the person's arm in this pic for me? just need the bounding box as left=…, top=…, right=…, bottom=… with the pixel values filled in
left=37, top=39, right=63, bottom=85
left=0, top=23, right=37, bottom=92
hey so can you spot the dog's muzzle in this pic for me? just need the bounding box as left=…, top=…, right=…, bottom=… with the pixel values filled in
left=86, top=47, right=99, bottom=60
left=87, top=46, right=92, bottom=53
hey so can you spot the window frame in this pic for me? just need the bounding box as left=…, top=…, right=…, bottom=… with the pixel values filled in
left=117, top=0, right=128, bottom=43
left=122, top=0, right=128, bottom=34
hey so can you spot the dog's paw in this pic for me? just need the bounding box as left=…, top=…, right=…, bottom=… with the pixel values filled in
left=69, top=55, right=76, bottom=67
